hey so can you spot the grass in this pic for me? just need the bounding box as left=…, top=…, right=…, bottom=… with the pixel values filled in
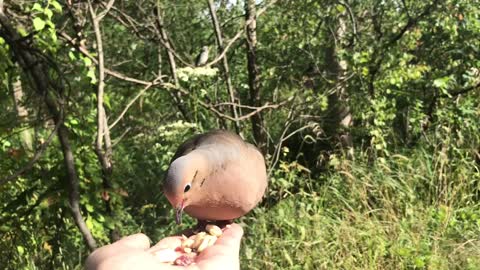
left=4, top=145, right=479, bottom=270
left=240, top=148, right=480, bottom=269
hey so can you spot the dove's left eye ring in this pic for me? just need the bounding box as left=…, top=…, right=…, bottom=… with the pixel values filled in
left=184, top=183, right=191, bottom=193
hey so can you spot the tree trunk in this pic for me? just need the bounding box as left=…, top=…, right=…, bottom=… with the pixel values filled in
left=0, top=11, right=97, bottom=251
left=245, top=0, right=267, bottom=153
left=88, top=2, right=118, bottom=242
left=324, top=15, right=354, bottom=158
left=11, top=74, right=33, bottom=152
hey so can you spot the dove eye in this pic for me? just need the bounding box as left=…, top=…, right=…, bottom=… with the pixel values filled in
left=184, top=183, right=191, bottom=193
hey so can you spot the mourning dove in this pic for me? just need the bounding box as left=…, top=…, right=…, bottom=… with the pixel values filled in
left=195, top=46, right=209, bottom=67
left=163, top=130, right=267, bottom=224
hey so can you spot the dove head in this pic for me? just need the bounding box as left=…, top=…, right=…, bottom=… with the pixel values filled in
left=163, top=152, right=207, bottom=224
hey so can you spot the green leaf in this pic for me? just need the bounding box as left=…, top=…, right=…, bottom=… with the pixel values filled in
left=414, top=257, right=426, bottom=268
left=83, top=57, right=93, bottom=67
left=104, top=95, right=111, bottom=110
left=69, top=118, right=79, bottom=125
left=433, top=76, right=450, bottom=89
left=44, top=8, right=54, bottom=19
left=31, top=3, right=43, bottom=12
left=96, top=214, right=105, bottom=223
left=336, top=4, right=346, bottom=13
left=86, top=216, right=93, bottom=229
left=32, top=17, right=46, bottom=31
left=50, top=1, right=63, bottom=12
left=85, top=204, right=94, bottom=213
left=68, top=51, right=77, bottom=60
left=17, top=246, right=25, bottom=255
left=87, top=68, right=97, bottom=84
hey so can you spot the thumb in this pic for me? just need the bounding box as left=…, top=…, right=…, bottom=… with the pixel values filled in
left=85, top=233, right=151, bottom=270
left=116, top=233, right=151, bottom=250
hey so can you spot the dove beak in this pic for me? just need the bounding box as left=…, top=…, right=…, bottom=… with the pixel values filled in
left=175, top=201, right=184, bottom=224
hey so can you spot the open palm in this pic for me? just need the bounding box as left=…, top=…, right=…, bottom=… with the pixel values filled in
left=85, top=224, right=243, bottom=270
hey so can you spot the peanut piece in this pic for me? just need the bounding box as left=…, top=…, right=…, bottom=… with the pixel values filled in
left=197, top=235, right=218, bottom=252
left=183, top=247, right=192, bottom=253
left=181, top=238, right=194, bottom=248
left=191, top=232, right=206, bottom=249
left=206, top=235, right=218, bottom=246
left=153, top=249, right=177, bottom=263
left=206, top=224, right=223, bottom=237
left=196, top=236, right=211, bottom=252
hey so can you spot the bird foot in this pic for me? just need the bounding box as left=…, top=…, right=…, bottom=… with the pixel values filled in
left=212, top=219, right=234, bottom=229
left=193, top=220, right=208, bottom=233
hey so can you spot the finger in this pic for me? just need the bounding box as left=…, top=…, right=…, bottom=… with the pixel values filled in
left=194, top=223, right=243, bottom=266
left=148, top=236, right=183, bottom=254
left=92, top=250, right=181, bottom=270
left=85, top=234, right=151, bottom=270
left=116, top=233, right=151, bottom=250
left=214, top=223, right=244, bottom=250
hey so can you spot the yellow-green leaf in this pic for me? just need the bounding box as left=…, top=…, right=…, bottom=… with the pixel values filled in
left=33, top=17, right=46, bottom=31
left=51, top=1, right=62, bottom=12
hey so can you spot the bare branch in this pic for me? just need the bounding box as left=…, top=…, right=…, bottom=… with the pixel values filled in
left=59, top=31, right=154, bottom=86
left=108, top=83, right=154, bottom=130
left=448, top=81, right=480, bottom=97
left=199, top=100, right=288, bottom=122
left=154, top=6, right=191, bottom=121
left=203, top=0, right=278, bottom=67
left=207, top=0, right=240, bottom=133
left=97, top=0, right=115, bottom=21
left=213, top=101, right=284, bottom=110
left=88, top=0, right=119, bottom=241
left=88, top=0, right=109, bottom=155
left=338, top=1, right=358, bottom=43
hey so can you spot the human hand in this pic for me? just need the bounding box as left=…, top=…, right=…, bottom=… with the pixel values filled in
left=85, top=223, right=243, bottom=270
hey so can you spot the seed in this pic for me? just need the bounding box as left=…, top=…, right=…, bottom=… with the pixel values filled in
left=197, top=235, right=217, bottom=252
left=191, top=232, right=206, bottom=249
left=206, top=235, right=218, bottom=246
left=196, top=237, right=210, bottom=252
left=183, top=247, right=192, bottom=253
left=153, top=249, right=177, bottom=263
left=206, top=224, right=223, bottom=237
left=181, top=238, right=194, bottom=248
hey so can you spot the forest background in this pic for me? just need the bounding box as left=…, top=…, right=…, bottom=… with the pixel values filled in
left=0, top=0, right=479, bottom=269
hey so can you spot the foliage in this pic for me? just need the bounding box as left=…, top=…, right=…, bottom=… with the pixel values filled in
left=0, top=0, right=479, bottom=269
left=245, top=145, right=480, bottom=269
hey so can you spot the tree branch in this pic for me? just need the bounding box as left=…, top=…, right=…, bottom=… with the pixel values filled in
left=108, top=83, right=154, bottom=130
left=446, top=81, right=480, bottom=98
left=205, top=0, right=278, bottom=68
left=154, top=5, right=191, bottom=121
left=207, top=0, right=240, bottom=133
